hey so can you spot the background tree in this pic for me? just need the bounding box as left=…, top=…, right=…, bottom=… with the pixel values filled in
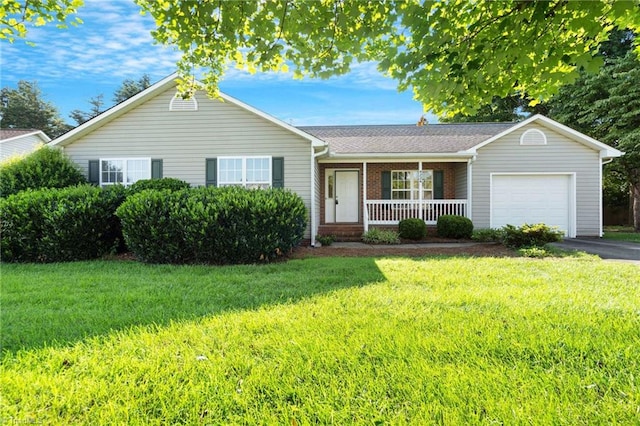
left=69, top=94, right=105, bottom=125
left=0, top=80, right=71, bottom=138
left=134, top=0, right=640, bottom=116
left=113, top=74, right=151, bottom=104
left=547, top=50, right=640, bottom=230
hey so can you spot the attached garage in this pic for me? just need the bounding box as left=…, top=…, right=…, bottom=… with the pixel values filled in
left=490, top=173, right=575, bottom=237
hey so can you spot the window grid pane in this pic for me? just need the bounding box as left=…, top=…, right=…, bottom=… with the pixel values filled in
left=101, top=160, right=123, bottom=184
left=126, top=159, right=150, bottom=184
left=391, top=169, right=433, bottom=200
left=219, top=158, right=243, bottom=185
left=246, top=157, right=270, bottom=184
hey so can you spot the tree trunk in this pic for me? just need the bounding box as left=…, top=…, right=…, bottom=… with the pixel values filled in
left=633, top=183, right=640, bottom=232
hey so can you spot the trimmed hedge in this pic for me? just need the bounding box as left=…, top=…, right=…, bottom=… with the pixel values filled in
left=398, top=218, right=427, bottom=240
left=436, top=215, right=474, bottom=239
left=129, top=177, right=190, bottom=194
left=116, top=186, right=307, bottom=264
left=0, top=185, right=127, bottom=262
left=501, top=223, right=564, bottom=248
left=0, top=146, right=86, bottom=197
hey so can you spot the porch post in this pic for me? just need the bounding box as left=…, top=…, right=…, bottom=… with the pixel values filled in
left=362, top=162, right=368, bottom=232
left=418, top=161, right=423, bottom=221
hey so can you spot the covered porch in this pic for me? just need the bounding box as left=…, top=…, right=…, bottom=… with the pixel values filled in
left=319, top=159, right=472, bottom=235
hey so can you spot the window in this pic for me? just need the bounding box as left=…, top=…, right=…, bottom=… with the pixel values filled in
left=391, top=170, right=433, bottom=200
left=520, top=129, right=547, bottom=145
left=169, top=93, right=198, bottom=111
left=100, top=158, right=151, bottom=186
left=218, top=156, right=271, bottom=189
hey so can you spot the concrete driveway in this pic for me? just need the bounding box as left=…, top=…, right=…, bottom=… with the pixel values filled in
left=551, top=238, right=640, bottom=261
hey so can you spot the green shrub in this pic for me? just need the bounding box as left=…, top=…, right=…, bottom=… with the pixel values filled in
left=0, top=185, right=125, bottom=262
left=116, top=186, right=307, bottom=264
left=0, top=146, right=86, bottom=197
left=436, top=215, right=473, bottom=239
left=362, top=228, right=400, bottom=245
left=398, top=218, right=427, bottom=240
left=316, top=235, right=335, bottom=246
left=129, top=177, right=190, bottom=194
left=501, top=223, right=564, bottom=249
left=472, top=228, right=505, bottom=242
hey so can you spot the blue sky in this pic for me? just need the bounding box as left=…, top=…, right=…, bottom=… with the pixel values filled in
left=2, top=0, right=435, bottom=127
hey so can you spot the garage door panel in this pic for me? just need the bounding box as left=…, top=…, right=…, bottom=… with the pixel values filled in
left=491, top=174, right=571, bottom=235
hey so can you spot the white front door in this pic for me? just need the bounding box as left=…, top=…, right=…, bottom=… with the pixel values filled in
left=335, top=170, right=359, bottom=222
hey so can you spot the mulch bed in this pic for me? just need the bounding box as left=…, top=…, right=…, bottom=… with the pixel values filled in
left=289, top=242, right=516, bottom=259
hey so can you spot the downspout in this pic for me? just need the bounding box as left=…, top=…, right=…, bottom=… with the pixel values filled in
left=467, top=155, right=476, bottom=221
left=600, top=157, right=614, bottom=237
left=310, top=145, right=329, bottom=247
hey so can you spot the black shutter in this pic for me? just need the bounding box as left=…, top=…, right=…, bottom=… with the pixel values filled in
left=272, top=157, right=284, bottom=188
left=88, top=160, right=99, bottom=185
left=434, top=170, right=444, bottom=199
left=151, top=159, right=163, bottom=179
left=205, top=158, right=217, bottom=187
left=381, top=171, right=391, bottom=199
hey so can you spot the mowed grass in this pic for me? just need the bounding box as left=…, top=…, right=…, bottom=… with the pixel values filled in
left=603, top=228, right=640, bottom=243
left=1, top=256, right=639, bottom=424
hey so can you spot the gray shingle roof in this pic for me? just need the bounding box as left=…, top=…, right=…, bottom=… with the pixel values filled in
left=298, top=123, right=516, bottom=154
left=0, top=129, right=41, bottom=141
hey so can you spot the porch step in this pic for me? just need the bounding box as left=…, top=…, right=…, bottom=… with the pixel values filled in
left=318, top=224, right=365, bottom=242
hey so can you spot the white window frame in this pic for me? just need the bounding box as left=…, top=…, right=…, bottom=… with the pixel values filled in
left=99, top=158, right=151, bottom=186
left=218, top=156, right=272, bottom=188
left=391, top=169, right=433, bottom=200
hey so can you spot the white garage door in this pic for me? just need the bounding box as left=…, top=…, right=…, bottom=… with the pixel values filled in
left=491, top=174, right=573, bottom=236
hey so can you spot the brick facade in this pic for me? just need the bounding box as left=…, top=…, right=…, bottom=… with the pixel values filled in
left=320, top=162, right=461, bottom=224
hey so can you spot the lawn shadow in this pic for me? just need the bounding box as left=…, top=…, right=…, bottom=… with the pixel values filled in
left=1, top=257, right=385, bottom=355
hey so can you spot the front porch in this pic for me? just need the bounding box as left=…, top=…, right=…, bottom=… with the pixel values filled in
left=318, top=161, right=471, bottom=238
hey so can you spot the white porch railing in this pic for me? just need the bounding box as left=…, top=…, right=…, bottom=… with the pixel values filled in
left=365, top=199, right=468, bottom=229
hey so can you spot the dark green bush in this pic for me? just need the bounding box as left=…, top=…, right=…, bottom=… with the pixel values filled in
left=116, top=186, right=307, bottom=264
left=362, top=228, right=400, bottom=244
left=398, top=218, right=427, bottom=240
left=129, top=177, right=190, bottom=194
left=501, top=223, right=564, bottom=249
left=436, top=215, right=474, bottom=239
left=0, top=146, right=86, bottom=197
left=471, top=228, right=505, bottom=242
left=0, top=185, right=125, bottom=262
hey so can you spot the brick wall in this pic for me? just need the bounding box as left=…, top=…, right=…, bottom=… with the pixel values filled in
left=320, top=162, right=461, bottom=224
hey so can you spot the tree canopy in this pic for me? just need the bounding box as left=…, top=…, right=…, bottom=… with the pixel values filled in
left=0, top=80, right=71, bottom=138
left=134, top=0, right=640, bottom=116
left=0, top=0, right=83, bottom=42
left=113, top=74, right=151, bottom=104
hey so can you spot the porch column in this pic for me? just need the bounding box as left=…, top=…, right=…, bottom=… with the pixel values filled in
left=418, top=161, right=423, bottom=221
left=363, top=161, right=368, bottom=232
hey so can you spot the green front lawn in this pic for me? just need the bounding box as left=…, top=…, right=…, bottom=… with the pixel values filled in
left=603, top=226, right=640, bottom=243
left=2, top=256, right=639, bottom=424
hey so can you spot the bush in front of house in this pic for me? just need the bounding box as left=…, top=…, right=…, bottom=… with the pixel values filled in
left=436, top=215, right=474, bottom=239
left=362, top=228, right=401, bottom=245
left=500, top=223, right=564, bottom=249
left=0, top=146, right=86, bottom=198
left=471, top=228, right=505, bottom=242
left=0, top=185, right=125, bottom=262
left=116, top=186, right=307, bottom=264
left=129, top=177, right=190, bottom=194
left=398, top=218, right=427, bottom=240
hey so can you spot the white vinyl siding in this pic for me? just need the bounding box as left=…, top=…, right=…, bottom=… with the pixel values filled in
left=0, top=134, right=42, bottom=161
left=62, top=85, right=313, bottom=238
left=472, top=123, right=601, bottom=236
left=454, top=163, right=468, bottom=199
